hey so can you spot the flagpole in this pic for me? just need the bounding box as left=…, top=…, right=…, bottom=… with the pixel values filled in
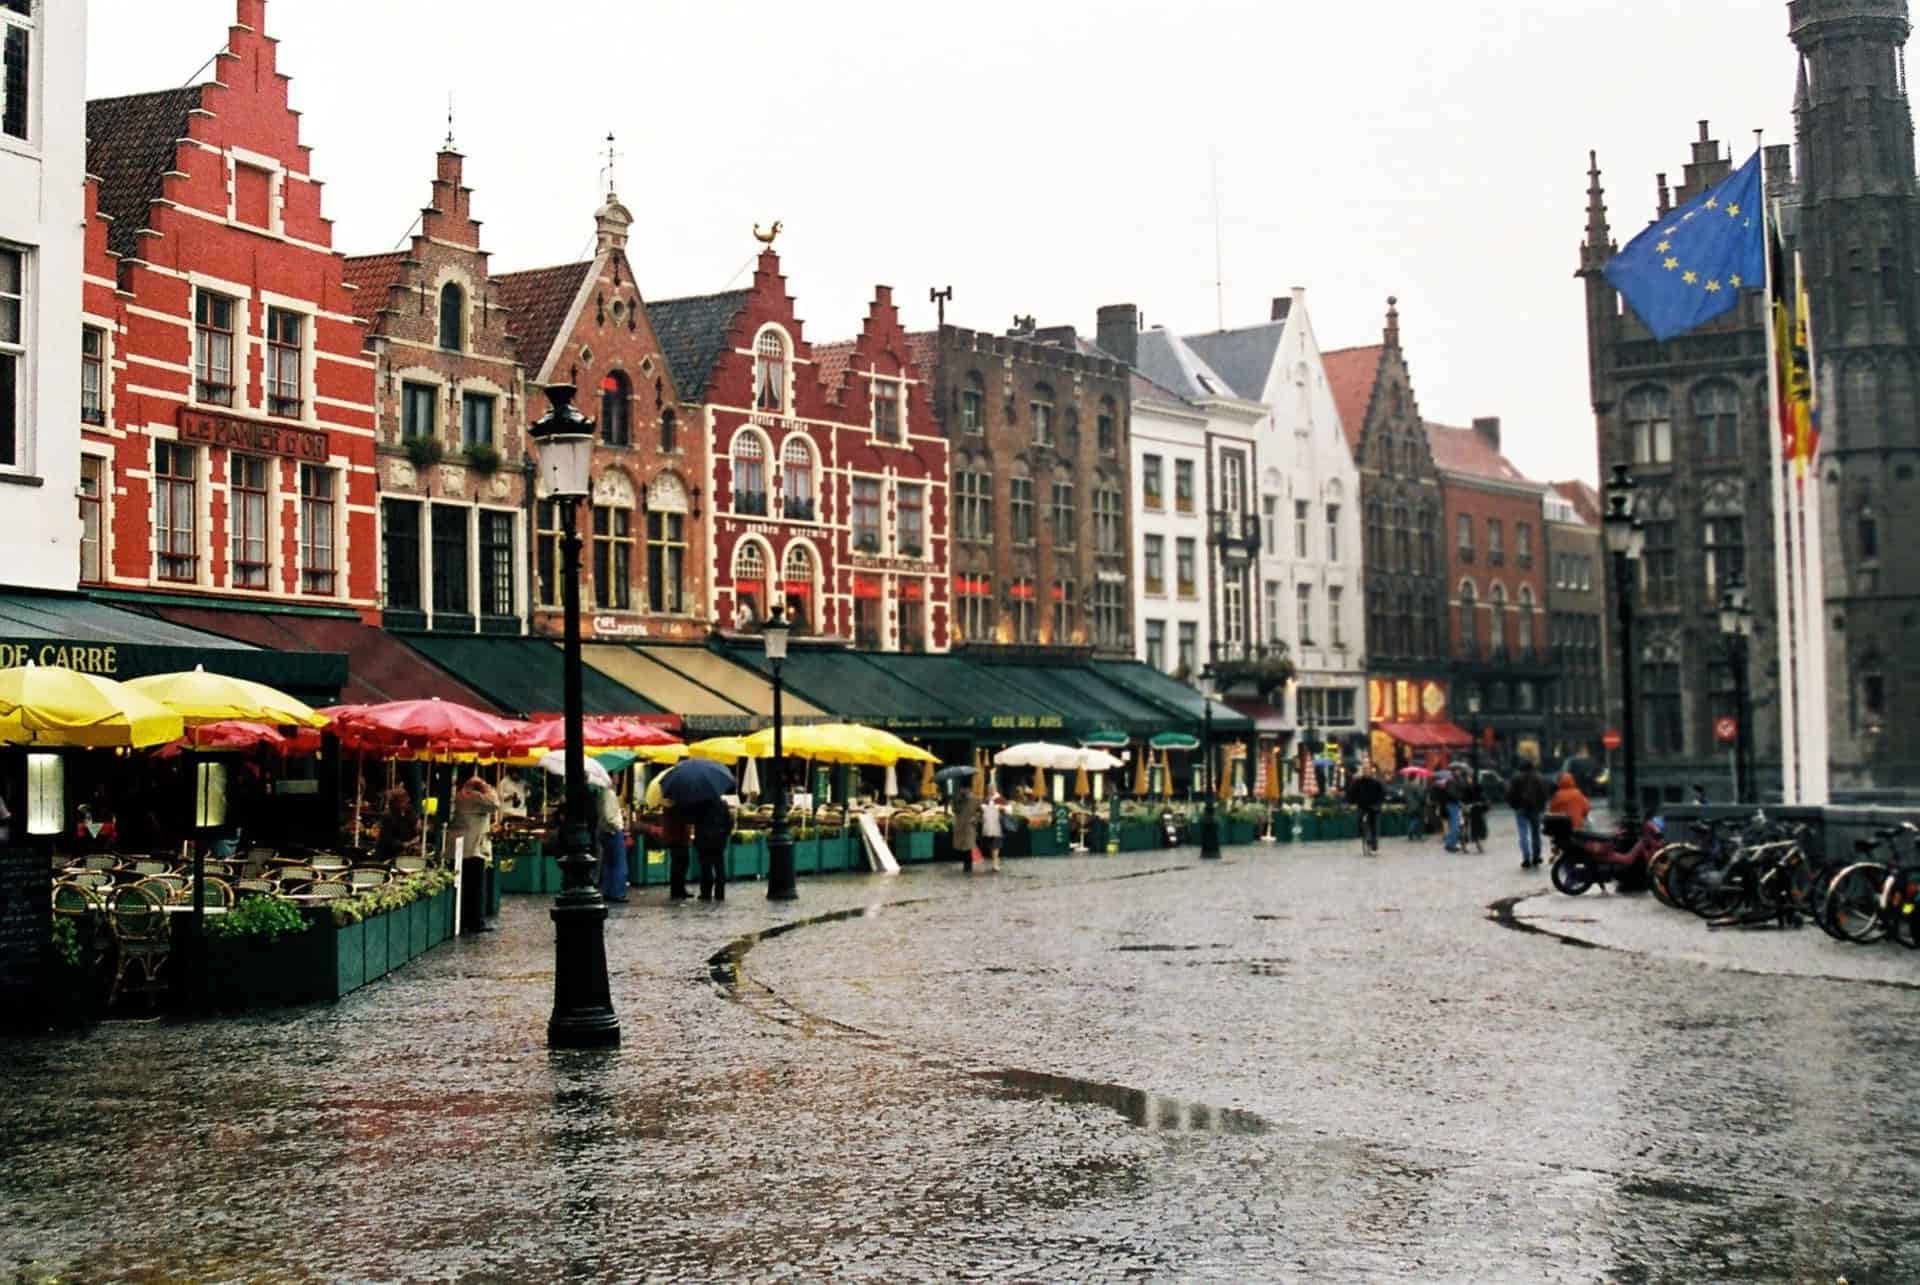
left=1792, top=248, right=1831, bottom=804
left=1759, top=142, right=1803, bottom=806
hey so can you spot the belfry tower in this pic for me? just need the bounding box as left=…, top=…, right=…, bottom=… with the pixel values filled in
left=1790, top=0, right=1920, bottom=784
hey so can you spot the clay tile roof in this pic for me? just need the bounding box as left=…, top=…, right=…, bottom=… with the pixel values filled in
left=1320, top=345, right=1382, bottom=452
left=1424, top=422, right=1536, bottom=487
left=810, top=339, right=856, bottom=405
left=340, top=252, right=409, bottom=325
left=1553, top=480, right=1603, bottom=525
left=493, top=261, right=595, bottom=379
left=906, top=331, right=941, bottom=383
left=646, top=289, right=752, bottom=402
left=86, top=88, right=204, bottom=262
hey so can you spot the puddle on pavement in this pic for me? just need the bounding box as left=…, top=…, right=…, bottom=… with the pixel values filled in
left=1110, top=942, right=1230, bottom=953
left=978, top=1068, right=1270, bottom=1135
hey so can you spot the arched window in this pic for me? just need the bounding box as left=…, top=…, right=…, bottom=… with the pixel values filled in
left=1458, top=580, right=1477, bottom=657
left=733, top=542, right=767, bottom=625
left=438, top=283, right=464, bottom=351
left=600, top=370, right=631, bottom=447
left=1624, top=385, right=1672, bottom=464
left=1691, top=380, right=1740, bottom=458
left=1489, top=582, right=1508, bottom=656
left=1517, top=584, right=1536, bottom=656
left=755, top=329, right=788, bottom=414
left=783, top=543, right=815, bottom=633
left=781, top=438, right=814, bottom=521
left=732, top=432, right=767, bottom=515
left=660, top=408, right=677, bottom=453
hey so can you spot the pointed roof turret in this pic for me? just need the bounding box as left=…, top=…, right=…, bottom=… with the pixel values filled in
left=1580, top=151, right=1615, bottom=272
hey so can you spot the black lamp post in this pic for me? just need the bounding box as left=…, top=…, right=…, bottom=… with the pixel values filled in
left=1718, top=572, right=1755, bottom=805
left=763, top=604, right=797, bottom=900
left=1197, top=658, right=1221, bottom=859
left=529, top=384, right=619, bottom=1049
left=1465, top=686, right=1483, bottom=773
left=1602, top=463, right=1646, bottom=831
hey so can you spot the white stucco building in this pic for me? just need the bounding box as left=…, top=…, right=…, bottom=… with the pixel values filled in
left=0, top=0, right=85, bottom=590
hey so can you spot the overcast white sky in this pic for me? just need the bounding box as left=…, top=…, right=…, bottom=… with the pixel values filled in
left=88, top=0, right=1805, bottom=485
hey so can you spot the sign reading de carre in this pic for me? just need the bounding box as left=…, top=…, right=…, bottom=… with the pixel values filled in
left=177, top=407, right=328, bottom=463
left=0, top=641, right=119, bottom=674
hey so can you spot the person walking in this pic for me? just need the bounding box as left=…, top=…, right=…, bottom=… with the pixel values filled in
left=951, top=780, right=982, bottom=874
left=450, top=775, right=499, bottom=932
left=1435, top=771, right=1462, bottom=852
left=688, top=795, right=732, bottom=901
left=1506, top=759, right=1551, bottom=869
left=1344, top=766, right=1387, bottom=855
left=594, top=775, right=629, bottom=904
left=979, top=791, right=1005, bottom=872
left=663, top=805, right=693, bottom=901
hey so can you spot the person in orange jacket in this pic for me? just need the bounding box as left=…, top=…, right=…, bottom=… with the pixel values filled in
left=1547, top=772, right=1592, bottom=832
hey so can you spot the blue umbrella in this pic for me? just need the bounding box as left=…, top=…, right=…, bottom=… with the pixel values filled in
left=656, top=758, right=733, bottom=805
left=933, top=765, right=979, bottom=789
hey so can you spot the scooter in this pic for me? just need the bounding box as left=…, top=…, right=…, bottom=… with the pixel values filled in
left=1545, top=814, right=1664, bottom=895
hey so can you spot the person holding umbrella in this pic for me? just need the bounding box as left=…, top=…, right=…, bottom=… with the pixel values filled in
left=655, top=758, right=735, bottom=901
left=594, top=771, right=629, bottom=903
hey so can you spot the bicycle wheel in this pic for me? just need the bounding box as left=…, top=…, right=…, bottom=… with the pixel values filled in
left=1822, top=863, right=1892, bottom=944
left=1680, top=854, right=1745, bottom=919
left=1550, top=855, right=1593, bottom=895
left=1647, top=843, right=1692, bottom=909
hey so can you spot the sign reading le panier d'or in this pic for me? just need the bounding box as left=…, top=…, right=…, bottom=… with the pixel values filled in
left=177, top=407, right=329, bottom=463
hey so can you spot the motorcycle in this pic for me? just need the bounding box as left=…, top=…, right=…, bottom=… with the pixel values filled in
left=1545, top=814, right=1663, bottom=895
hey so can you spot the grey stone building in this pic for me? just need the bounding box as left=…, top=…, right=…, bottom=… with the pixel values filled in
left=1545, top=481, right=1608, bottom=772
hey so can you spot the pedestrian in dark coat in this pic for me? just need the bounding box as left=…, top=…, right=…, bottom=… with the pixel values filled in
left=1506, top=760, right=1552, bottom=869
left=951, top=785, right=982, bottom=873
left=685, top=796, right=732, bottom=901
left=663, top=807, right=693, bottom=901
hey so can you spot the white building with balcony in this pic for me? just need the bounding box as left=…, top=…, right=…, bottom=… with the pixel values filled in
left=0, top=0, right=85, bottom=590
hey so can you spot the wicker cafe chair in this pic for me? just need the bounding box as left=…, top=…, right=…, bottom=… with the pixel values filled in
left=53, top=880, right=102, bottom=918
left=276, top=865, right=318, bottom=888
left=347, top=868, right=388, bottom=889
left=393, top=855, right=427, bottom=874
left=105, top=883, right=171, bottom=1011
left=187, top=877, right=234, bottom=910
left=142, top=873, right=188, bottom=899
left=131, top=860, right=168, bottom=876
left=234, top=878, right=278, bottom=899
left=69, top=871, right=114, bottom=893
left=80, top=855, right=119, bottom=872
left=303, top=880, right=350, bottom=900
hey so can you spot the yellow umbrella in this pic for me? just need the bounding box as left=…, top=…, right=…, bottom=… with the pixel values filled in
left=1265, top=746, right=1283, bottom=802
left=689, top=736, right=752, bottom=765
left=918, top=760, right=938, bottom=800
left=634, top=742, right=688, bottom=764
left=123, top=664, right=325, bottom=727
left=741, top=722, right=937, bottom=766
left=1131, top=746, right=1147, bottom=795
left=0, top=664, right=185, bottom=748
left=1032, top=763, right=1046, bottom=798
left=1074, top=763, right=1090, bottom=798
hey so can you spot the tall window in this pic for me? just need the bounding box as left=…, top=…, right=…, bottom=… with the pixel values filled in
left=1265, top=580, right=1282, bottom=640
left=1097, top=398, right=1117, bottom=453
left=852, top=477, right=882, bottom=551
left=660, top=408, right=677, bottom=453
left=533, top=500, right=560, bottom=609
left=1296, top=582, right=1314, bottom=644
left=732, top=434, right=767, bottom=515
left=1010, top=477, right=1035, bottom=544
left=1144, top=535, right=1165, bottom=594
left=384, top=499, right=423, bottom=610
left=1175, top=537, right=1197, bottom=598
left=1392, top=505, right=1410, bottom=570
left=647, top=510, right=685, bottom=613
left=80, top=326, right=105, bottom=424
left=898, top=483, right=925, bottom=555
left=1220, top=452, right=1246, bottom=512
left=1516, top=584, right=1534, bottom=656
left=873, top=377, right=901, bottom=442
left=480, top=511, right=515, bottom=618
left=78, top=456, right=104, bottom=584
left=1456, top=513, right=1473, bottom=558
left=194, top=290, right=236, bottom=406
left=1625, top=386, right=1672, bottom=464
left=1, top=1, right=28, bottom=142
left=1051, top=578, right=1073, bottom=642
left=1329, top=586, right=1345, bottom=648
left=461, top=391, right=495, bottom=448
left=431, top=504, right=470, bottom=615
left=265, top=308, right=303, bottom=417
left=1095, top=488, right=1123, bottom=554
left=1267, top=497, right=1282, bottom=553
left=1489, top=582, right=1508, bottom=655
left=1031, top=384, right=1054, bottom=446
left=230, top=454, right=272, bottom=588
left=1177, top=621, right=1197, bottom=674
left=600, top=371, right=630, bottom=446
left=1174, top=459, right=1195, bottom=512
left=1693, top=380, right=1739, bottom=459
left=956, top=472, right=992, bottom=542
left=300, top=465, right=337, bottom=595
left=1644, top=660, right=1684, bottom=755
left=1487, top=518, right=1504, bottom=564
left=1858, top=510, right=1880, bottom=561
left=154, top=443, right=197, bottom=582
left=950, top=573, right=986, bottom=641
left=1222, top=574, right=1245, bottom=653
left=1457, top=580, right=1477, bottom=656
left=782, top=543, right=812, bottom=631
left=402, top=382, right=436, bottom=439
left=781, top=439, right=814, bottom=521
left=755, top=330, right=787, bottom=413
left=901, top=579, right=927, bottom=651
left=1640, top=520, right=1678, bottom=606
left=1294, top=500, right=1310, bottom=558
left=1095, top=582, right=1127, bottom=650
left=1703, top=516, right=1744, bottom=600
left=1325, top=504, right=1340, bottom=561
left=960, top=372, right=985, bottom=433
left=848, top=575, right=882, bottom=646
left=1515, top=521, right=1532, bottom=567
left=734, top=543, right=767, bottom=622
left=1142, top=454, right=1163, bottom=509
left=0, top=248, right=18, bottom=465
left=1419, top=507, right=1436, bottom=574
left=1050, top=481, right=1075, bottom=546
left=1146, top=619, right=1166, bottom=671
left=592, top=503, right=633, bottom=610
left=1010, top=577, right=1036, bottom=642
left=438, top=282, right=464, bottom=351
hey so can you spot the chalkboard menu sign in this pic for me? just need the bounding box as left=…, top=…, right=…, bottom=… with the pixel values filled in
left=0, top=848, right=50, bottom=1023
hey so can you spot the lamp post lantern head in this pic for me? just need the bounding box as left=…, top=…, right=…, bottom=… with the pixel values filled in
left=1719, top=573, right=1753, bottom=638
left=762, top=602, right=791, bottom=662
left=528, top=383, right=597, bottom=499
left=1465, top=687, right=1482, bottom=716
left=1602, top=463, right=1644, bottom=559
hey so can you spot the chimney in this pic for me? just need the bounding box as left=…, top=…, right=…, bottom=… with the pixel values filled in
left=1096, top=303, right=1139, bottom=367
left=1472, top=416, right=1501, bottom=452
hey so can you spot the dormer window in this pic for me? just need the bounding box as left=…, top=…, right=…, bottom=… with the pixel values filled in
left=755, top=329, right=788, bottom=414
left=438, top=283, right=464, bottom=351
left=2, top=0, right=31, bottom=143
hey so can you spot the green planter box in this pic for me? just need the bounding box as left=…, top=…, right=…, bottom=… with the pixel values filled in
left=1322, top=811, right=1356, bottom=841
left=427, top=889, right=449, bottom=946
left=793, top=837, right=821, bottom=874
left=1118, top=822, right=1159, bottom=852
left=727, top=837, right=767, bottom=881
left=1227, top=820, right=1258, bottom=845
left=1001, top=826, right=1032, bottom=858
left=363, top=909, right=390, bottom=980
left=409, top=898, right=430, bottom=957
left=897, top=831, right=936, bottom=863
left=1028, top=827, right=1061, bottom=857
left=323, top=919, right=365, bottom=1000
left=822, top=831, right=853, bottom=872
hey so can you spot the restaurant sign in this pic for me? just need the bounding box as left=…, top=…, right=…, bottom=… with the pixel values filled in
left=0, top=641, right=121, bottom=674
left=177, top=407, right=329, bottom=462
left=1367, top=677, right=1449, bottom=723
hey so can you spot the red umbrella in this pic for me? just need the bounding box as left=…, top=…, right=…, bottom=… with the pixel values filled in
left=152, top=720, right=327, bottom=757
left=328, top=698, right=521, bottom=753
left=513, top=715, right=679, bottom=752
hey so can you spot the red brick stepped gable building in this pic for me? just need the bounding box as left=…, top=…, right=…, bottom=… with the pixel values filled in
left=493, top=187, right=707, bottom=643
left=80, top=0, right=378, bottom=628
left=648, top=247, right=949, bottom=650
left=343, top=143, right=530, bottom=636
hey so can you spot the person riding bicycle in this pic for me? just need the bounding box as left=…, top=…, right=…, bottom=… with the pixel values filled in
left=1345, top=767, right=1387, bottom=855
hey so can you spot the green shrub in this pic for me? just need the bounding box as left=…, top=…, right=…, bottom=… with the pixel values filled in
left=207, top=896, right=308, bottom=943
left=49, top=917, right=82, bottom=969
left=403, top=436, right=444, bottom=472
left=462, top=443, right=502, bottom=475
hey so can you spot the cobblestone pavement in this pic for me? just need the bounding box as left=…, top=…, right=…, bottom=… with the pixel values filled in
left=4, top=814, right=1918, bottom=1282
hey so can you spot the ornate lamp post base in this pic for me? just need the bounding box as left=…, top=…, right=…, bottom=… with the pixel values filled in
left=548, top=846, right=619, bottom=1048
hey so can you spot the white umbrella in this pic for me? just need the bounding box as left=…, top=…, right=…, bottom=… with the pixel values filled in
left=741, top=755, right=761, bottom=798
left=540, top=751, right=611, bottom=790
left=884, top=762, right=899, bottom=798
left=1075, top=748, right=1124, bottom=772
left=993, top=741, right=1082, bottom=770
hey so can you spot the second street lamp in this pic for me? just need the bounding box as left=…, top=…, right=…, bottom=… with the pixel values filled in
left=1718, top=572, right=1755, bottom=805
left=1602, top=463, right=1646, bottom=832
left=529, top=384, right=619, bottom=1050
left=763, top=604, right=797, bottom=901
left=1197, top=660, right=1222, bottom=859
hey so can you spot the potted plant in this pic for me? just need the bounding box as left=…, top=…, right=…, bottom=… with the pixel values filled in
left=462, top=442, right=502, bottom=475
left=205, top=896, right=310, bottom=1009
left=403, top=435, right=444, bottom=472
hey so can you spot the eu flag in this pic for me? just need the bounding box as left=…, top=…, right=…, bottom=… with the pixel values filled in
left=1604, top=148, right=1765, bottom=341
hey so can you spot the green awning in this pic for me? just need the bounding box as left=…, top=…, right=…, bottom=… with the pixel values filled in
left=719, top=645, right=965, bottom=729
left=402, top=635, right=666, bottom=718
left=1091, top=660, right=1253, bottom=735
left=975, top=661, right=1173, bottom=736
left=871, top=653, right=1083, bottom=735
left=1082, top=729, right=1130, bottom=747
left=1150, top=731, right=1201, bottom=751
